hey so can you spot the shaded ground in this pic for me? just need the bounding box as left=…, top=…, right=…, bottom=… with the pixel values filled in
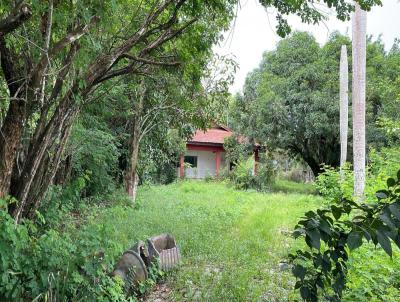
left=142, top=282, right=172, bottom=302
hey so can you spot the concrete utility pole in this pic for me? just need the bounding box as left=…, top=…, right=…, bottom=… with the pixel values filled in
left=340, top=45, right=349, bottom=172
left=352, top=2, right=367, bottom=198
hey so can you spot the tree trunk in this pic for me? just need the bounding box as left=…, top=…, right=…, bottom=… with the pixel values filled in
left=0, top=0, right=197, bottom=220
left=339, top=44, right=349, bottom=175
left=0, top=99, right=25, bottom=199
left=9, top=89, right=78, bottom=221
left=26, top=115, right=76, bottom=219
left=0, top=36, right=26, bottom=199
left=125, top=122, right=141, bottom=202
left=125, top=83, right=145, bottom=203
left=306, top=158, right=323, bottom=178
left=352, top=3, right=367, bottom=198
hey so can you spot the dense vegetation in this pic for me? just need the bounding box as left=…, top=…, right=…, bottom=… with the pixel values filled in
left=1, top=0, right=398, bottom=301
left=3, top=180, right=399, bottom=301
left=230, top=32, right=400, bottom=176
left=1, top=180, right=322, bottom=301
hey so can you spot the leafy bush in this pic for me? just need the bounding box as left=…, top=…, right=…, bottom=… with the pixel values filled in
left=0, top=198, right=140, bottom=302
left=67, top=124, right=121, bottom=197
left=315, top=164, right=354, bottom=203
left=230, top=157, right=257, bottom=190
left=230, top=155, right=275, bottom=191
left=223, top=135, right=252, bottom=165
left=254, top=154, right=276, bottom=191
left=289, top=171, right=400, bottom=301
left=316, top=148, right=400, bottom=204
left=344, top=245, right=400, bottom=302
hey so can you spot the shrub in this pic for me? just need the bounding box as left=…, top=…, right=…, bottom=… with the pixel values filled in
left=316, top=147, right=400, bottom=204
left=315, top=164, right=354, bottom=203
left=344, top=245, right=400, bottom=302
left=230, top=157, right=256, bottom=190
left=0, top=198, right=137, bottom=302
left=254, top=154, right=276, bottom=191
left=230, top=155, right=275, bottom=191
left=290, top=170, right=400, bottom=301
left=68, top=124, right=120, bottom=197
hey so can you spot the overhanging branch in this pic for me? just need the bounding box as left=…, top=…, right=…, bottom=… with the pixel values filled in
left=31, top=16, right=99, bottom=87
left=0, top=1, right=32, bottom=36
left=120, top=53, right=180, bottom=66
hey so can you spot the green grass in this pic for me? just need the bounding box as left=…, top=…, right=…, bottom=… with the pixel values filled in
left=86, top=180, right=322, bottom=301
left=270, top=179, right=317, bottom=195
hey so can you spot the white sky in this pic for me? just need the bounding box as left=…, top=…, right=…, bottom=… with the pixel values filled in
left=215, top=0, right=400, bottom=93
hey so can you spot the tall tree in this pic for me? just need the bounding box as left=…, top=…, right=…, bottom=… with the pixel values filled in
left=231, top=31, right=398, bottom=177
left=352, top=2, right=367, bottom=197
left=232, top=32, right=342, bottom=176
left=0, top=0, right=382, bottom=222
left=0, top=0, right=236, bottom=222
left=123, top=55, right=235, bottom=201
left=340, top=45, right=349, bottom=170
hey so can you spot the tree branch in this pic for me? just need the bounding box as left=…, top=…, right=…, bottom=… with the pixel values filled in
left=0, top=1, right=32, bottom=36
left=120, top=53, right=180, bottom=66
left=31, top=16, right=99, bottom=88
left=139, top=18, right=197, bottom=57
left=85, top=0, right=188, bottom=88
left=0, top=36, right=23, bottom=96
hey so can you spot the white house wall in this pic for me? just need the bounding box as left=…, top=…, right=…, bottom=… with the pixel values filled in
left=178, top=150, right=228, bottom=179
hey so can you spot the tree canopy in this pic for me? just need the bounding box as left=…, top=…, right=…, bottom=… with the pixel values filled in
left=231, top=31, right=400, bottom=176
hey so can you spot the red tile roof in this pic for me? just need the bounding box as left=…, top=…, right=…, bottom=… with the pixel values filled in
left=189, top=126, right=233, bottom=145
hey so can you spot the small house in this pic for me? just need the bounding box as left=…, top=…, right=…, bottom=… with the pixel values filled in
left=178, top=125, right=259, bottom=179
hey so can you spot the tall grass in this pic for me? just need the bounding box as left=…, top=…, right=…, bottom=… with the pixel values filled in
left=88, top=181, right=321, bottom=301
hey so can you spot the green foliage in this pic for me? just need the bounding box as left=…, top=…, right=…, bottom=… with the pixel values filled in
left=138, top=129, right=186, bottom=185
left=230, top=157, right=257, bottom=190
left=316, top=148, right=400, bottom=204
left=66, top=116, right=121, bottom=197
left=0, top=195, right=140, bottom=301
left=290, top=171, right=400, bottom=301
left=257, top=0, right=380, bottom=37
left=344, top=245, right=400, bottom=302
left=223, top=135, right=251, bottom=164
left=231, top=31, right=400, bottom=176
left=315, top=164, right=354, bottom=203
left=254, top=154, right=277, bottom=191
left=229, top=155, right=276, bottom=191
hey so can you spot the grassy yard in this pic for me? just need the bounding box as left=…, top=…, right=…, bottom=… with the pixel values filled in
left=93, top=180, right=321, bottom=301
left=270, top=179, right=316, bottom=195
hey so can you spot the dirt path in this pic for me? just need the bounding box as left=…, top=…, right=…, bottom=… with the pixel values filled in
left=142, top=282, right=172, bottom=302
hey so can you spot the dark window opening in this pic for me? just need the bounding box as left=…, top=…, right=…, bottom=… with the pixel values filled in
left=184, top=156, right=198, bottom=168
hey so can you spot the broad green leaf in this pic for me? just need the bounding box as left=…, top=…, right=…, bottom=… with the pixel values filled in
left=380, top=211, right=396, bottom=229
left=318, top=219, right=332, bottom=235
left=375, top=191, right=388, bottom=199
left=376, top=230, right=392, bottom=257
left=292, top=264, right=307, bottom=280
left=347, top=231, right=362, bottom=250
left=387, top=178, right=396, bottom=187
left=306, top=228, right=321, bottom=250
left=389, top=202, right=400, bottom=220
left=300, top=285, right=310, bottom=300
left=331, top=205, right=341, bottom=220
